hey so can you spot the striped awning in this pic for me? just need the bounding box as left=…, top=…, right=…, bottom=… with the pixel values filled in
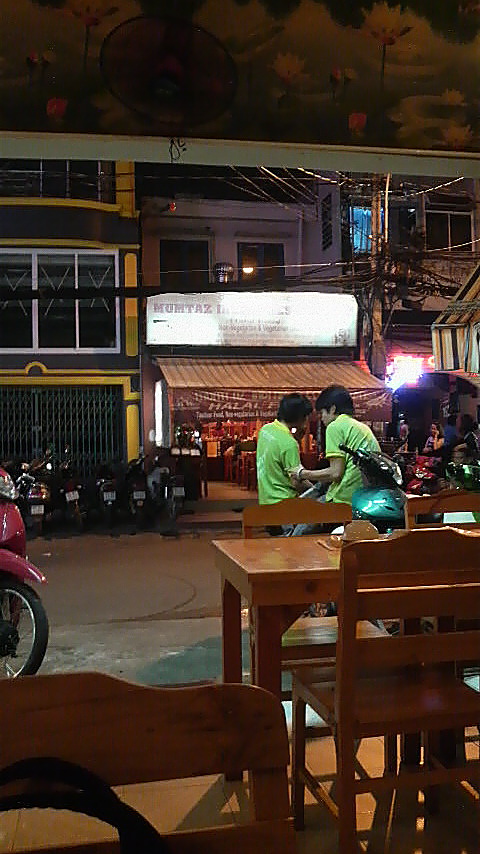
left=432, top=263, right=480, bottom=371
left=156, top=358, right=391, bottom=421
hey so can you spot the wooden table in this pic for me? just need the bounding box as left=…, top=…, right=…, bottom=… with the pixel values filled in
left=213, top=536, right=340, bottom=700
left=214, top=534, right=460, bottom=770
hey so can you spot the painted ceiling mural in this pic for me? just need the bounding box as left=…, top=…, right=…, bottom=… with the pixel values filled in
left=2, top=0, right=480, bottom=152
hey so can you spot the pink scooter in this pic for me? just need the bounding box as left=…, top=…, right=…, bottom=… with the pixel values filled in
left=0, top=467, right=48, bottom=677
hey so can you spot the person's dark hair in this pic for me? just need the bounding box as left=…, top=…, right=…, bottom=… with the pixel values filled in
left=277, top=393, right=312, bottom=425
left=315, top=385, right=354, bottom=417
left=430, top=421, right=444, bottom=438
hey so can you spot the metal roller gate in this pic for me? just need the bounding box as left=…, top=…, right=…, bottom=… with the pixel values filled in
left=0, top=385, right=125, bottom=478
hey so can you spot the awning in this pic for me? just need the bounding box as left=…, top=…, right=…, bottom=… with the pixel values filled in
left=156, top=359, right=391, bottom=422
left=422, top=370, right=480, bottom=396
left=432, top=263, right=480, bottom=371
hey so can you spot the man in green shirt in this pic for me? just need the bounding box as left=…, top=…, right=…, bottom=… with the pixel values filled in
left=292, top=384, right=380, bottom=504
left=256, top=393, right=313, bottom=506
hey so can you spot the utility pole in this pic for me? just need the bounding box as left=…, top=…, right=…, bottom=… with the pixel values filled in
left=369, top=175, right=387, bottom=378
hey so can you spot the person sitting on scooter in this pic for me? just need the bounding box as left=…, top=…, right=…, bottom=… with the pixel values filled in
left=289, top=385, right=380, bottom=528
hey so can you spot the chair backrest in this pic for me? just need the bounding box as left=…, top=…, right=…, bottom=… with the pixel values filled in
left=336, top=528, right=480, bottom=713
left=0, top=673, right=295, bottom=854
left=405, top=489, right=480, bottom=529
left=242, top=497, right=352, bottom=538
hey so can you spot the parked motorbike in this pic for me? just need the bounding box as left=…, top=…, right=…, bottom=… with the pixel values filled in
left=338, top=443, right=406, bottom=532
left=166, top=473, right=185, bottom=523
left=146, top=457, right=171, bottom=515
left=15, top=463, right=51, bottom=536
left=0, top=466, right=49, bottom=675
left=404, top=454, right=443, bottom=496
left=124, top=456, right=149, bottom=528
left=94, top=462, right=119, bottom=529
left=57, top=448, right=85, bottom=531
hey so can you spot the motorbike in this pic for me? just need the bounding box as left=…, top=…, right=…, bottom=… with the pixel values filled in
left=403, top=454, right=443, bottom=496
left=338, top=443, right=406, bottom=533
left=57, top=448, right=85, bottom=531
left=146, top=457, right=171, bottom=517
left=94, top=462, right=119, bottom=529
left=124, top=456, right=149, bottom=528
left=0, top=466, right=49, bottom=676
left=15, top=463, right=51, bottom=536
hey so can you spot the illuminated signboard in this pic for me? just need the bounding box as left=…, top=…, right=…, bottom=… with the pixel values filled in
left=146, top=292, right=357, bottom=348
left=386, top=354, right=435, bottom=391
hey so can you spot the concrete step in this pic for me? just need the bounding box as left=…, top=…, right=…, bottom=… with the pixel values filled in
left=184, top=498, right=256, bottom=513
left=177, top=511, right=242, bottom=532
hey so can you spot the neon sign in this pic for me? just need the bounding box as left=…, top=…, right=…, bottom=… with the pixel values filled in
left=386, top=354, right=435, bottom=391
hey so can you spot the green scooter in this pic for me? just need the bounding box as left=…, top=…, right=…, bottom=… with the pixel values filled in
left=338, top=443, right=406, bottom=533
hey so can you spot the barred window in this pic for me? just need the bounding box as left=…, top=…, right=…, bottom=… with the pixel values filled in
left=0, top=160, right=114, bottom=202
left=321, top=193, right=333, bottom=251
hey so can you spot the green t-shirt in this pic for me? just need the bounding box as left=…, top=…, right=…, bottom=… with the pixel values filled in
left=256, top=419, right=301, bottom=505
left=325, top=413, right=380, bottom=504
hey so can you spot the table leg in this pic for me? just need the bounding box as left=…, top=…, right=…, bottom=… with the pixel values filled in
left=253, top=605, right=283, bottom=700
left=401, top=618, right=422, bottom=766
left=222, top=579, right=242, bottom=684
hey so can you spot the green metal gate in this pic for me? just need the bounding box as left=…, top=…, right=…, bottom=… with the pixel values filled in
left=0, top=385, right=125, bottom=477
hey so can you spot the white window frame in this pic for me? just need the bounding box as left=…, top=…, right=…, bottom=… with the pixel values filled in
left=0, top=248, right=120, bottom=354
left=425, top=209, right=474, bottom=252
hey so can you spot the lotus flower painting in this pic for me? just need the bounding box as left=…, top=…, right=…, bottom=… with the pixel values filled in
left=1, top=0, right=479, bottom=153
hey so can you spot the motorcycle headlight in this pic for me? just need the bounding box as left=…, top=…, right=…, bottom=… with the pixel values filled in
left=0, top=471, right=18, bottom=500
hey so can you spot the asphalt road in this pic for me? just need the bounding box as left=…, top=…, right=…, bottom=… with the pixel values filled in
left=26, top=530, right=232, bottom=684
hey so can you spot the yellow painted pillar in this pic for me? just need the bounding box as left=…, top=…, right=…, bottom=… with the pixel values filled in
left=124, top=252, right=138, bottom=357
left=115, top=161, right=136, bottom=218
left=126, top=403, right=140, bottom=462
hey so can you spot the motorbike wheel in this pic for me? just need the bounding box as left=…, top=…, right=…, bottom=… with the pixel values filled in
left=0, top=579, right=49, bottom=677
left=72, top=502, right=84, bottom=532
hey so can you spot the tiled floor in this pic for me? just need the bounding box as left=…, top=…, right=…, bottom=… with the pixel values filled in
left=1, top=728, right=478, bottom=853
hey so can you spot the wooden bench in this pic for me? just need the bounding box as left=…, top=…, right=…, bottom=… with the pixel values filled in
left=0, top=672, right=295, bottom=854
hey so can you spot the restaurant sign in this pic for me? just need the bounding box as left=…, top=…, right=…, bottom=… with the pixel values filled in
left=173, top=388, right=391, bottom=423
left=146, top=292, right=357, bottom=349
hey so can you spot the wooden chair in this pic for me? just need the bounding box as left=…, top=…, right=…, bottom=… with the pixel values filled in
left=242, top=497, right=352, bottom=538
left=405, top=490, right=480, bottom=686
left=405, top=488, right=480, bottom=529
left=0, top=672, right=296, bottom=854
left=291, top=527, right=480, bottom=854
left=242, top=499, right=386, bottom=701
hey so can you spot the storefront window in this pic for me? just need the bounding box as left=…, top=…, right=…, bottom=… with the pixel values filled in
left=159, top=240, right=210, bottom=291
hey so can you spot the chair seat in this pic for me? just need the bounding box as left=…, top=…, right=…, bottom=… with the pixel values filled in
left=294, top=666, right=480, bottom=737
left=281, top=617, right=387, bottom=664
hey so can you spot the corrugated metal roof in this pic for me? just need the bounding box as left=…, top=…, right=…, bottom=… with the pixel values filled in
left=155, top=358, right=385, bottom=391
